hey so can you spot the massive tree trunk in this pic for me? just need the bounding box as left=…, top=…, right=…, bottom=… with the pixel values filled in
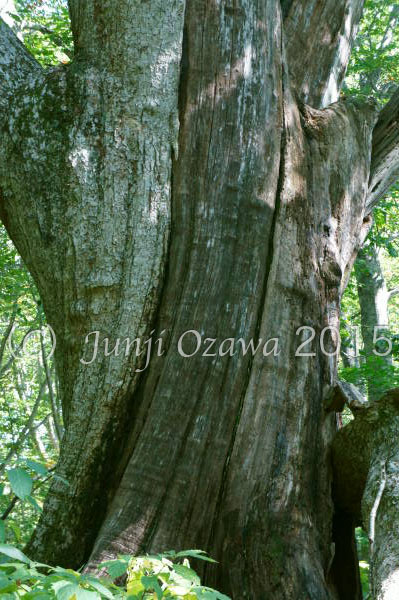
left=1, top=1, right=399, bottom=598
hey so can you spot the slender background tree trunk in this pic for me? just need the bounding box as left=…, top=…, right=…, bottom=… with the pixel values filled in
left=355, top=246, right=393, bottom=400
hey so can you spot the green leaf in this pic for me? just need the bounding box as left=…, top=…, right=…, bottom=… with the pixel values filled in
left=7, top=468, right=33, bottom=500
left=175, top=550, right=217, bottom=563
left=192, top=587, right=231, bottom=600
left=75, top=588, right=100, bottom=600
left=141, top=575, right=163, bottom=600
left=7, top=523, right=20, bottom=543
left=99, top=559, right=128, bottom=579
left=8, top=565, right=32, bottom=582
left=126, top=575, right=145, bottom=597
left=84, top=577, right=114, bottom=599
left=52, top=567, right=80, bottom=582
left=0, top=544, right=30, bottom=564
left=0, top=521, right=5, bottom=544
left=0, top=574, right=17, bottom=594
left=6, top=12, right=22, bottom=23
left=25, top=460, right=48, bottom=477
left=173, top=564, right=200, bottom=586
left=26, top=495, right=42, bottom=513
left=55, top=582, right=80, bottom=599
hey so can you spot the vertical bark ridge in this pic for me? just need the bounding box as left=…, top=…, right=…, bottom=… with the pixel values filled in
left=0, top=1, right=390, bottom=597
left=89, top=0, right=284, bottom=568
left=206, top=99, right=377, bottom=597
left=204, top=20, right=288, bottom=581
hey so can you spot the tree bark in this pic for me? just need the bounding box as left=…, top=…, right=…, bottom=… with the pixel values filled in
left=2, top=1, right=399, bottom=598
left=333, top=389, right=399, bottom=600
left=369, top=88, right=399, bottom=209
left=1, top=0, right=186, bottom=567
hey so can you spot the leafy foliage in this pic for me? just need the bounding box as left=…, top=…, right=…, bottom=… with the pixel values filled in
left=370, top=186, right=399, bottom=254
left=0, top=224, right=61, bottom=545
left=340, top=0, right=399, bottom=401
left=341, top=2, right=399, bottom=594
left=6, top=0, right=72, bottom=66
left=0, top=545, right=230, bottom=599
left=345, top=0, right=399, bottom=102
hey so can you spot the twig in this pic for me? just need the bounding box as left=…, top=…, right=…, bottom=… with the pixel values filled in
left=1, top=468, right=55, bottom=521
left=0, top=305, right=17, bottom=369
left=0, top=378, right=46, bottom=476
left=40, top=330, right=62, bottom=440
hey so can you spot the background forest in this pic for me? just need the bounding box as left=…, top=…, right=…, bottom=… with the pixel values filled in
left=0, top=0, right=398, bottom=598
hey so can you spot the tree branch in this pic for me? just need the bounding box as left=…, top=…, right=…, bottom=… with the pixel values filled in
left=369, top=459, right=387, bottom=556
left=368, top=88, right=399, bottom=208
left=388, top=287, right=399, bottom=300
left=283, top=0, right=364, bottom=108
left=0, top=19, right=71, bottom=337
left=0, top=379, right=46, bottom=476
left=40, top=332, right=62, bottom=441
left=0, top=305, right=17, bottom=369
left=1, top=468, right=55, bottom=521
left=0, top=18, right=41, bottom=111
left=0, top=327, right=40, bottom=379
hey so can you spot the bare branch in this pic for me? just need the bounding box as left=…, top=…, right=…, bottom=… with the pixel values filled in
left=40, top=332, right=62, bottom=441
left=369, top=459, right=387, bottom=557
left=44, top=414, right=59, bottom=450
left=0, top=379, right=46, bottom=476
left=388, top=287, right=399, bottom=300
left=0, top=305, right=17, bottom=369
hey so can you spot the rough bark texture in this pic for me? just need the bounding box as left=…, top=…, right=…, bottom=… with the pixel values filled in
left=332, top=389, right=399, bottom=600
left=369, top=88, right=399, bottom=209
left=2, top=0, right=399, bottom=598
left=1, top=0, right=186, bottom=565
left=283, top=0, right=364, bottom=108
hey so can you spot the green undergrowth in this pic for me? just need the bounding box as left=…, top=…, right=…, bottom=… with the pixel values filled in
left=0, top=545, right=230, bottom=599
